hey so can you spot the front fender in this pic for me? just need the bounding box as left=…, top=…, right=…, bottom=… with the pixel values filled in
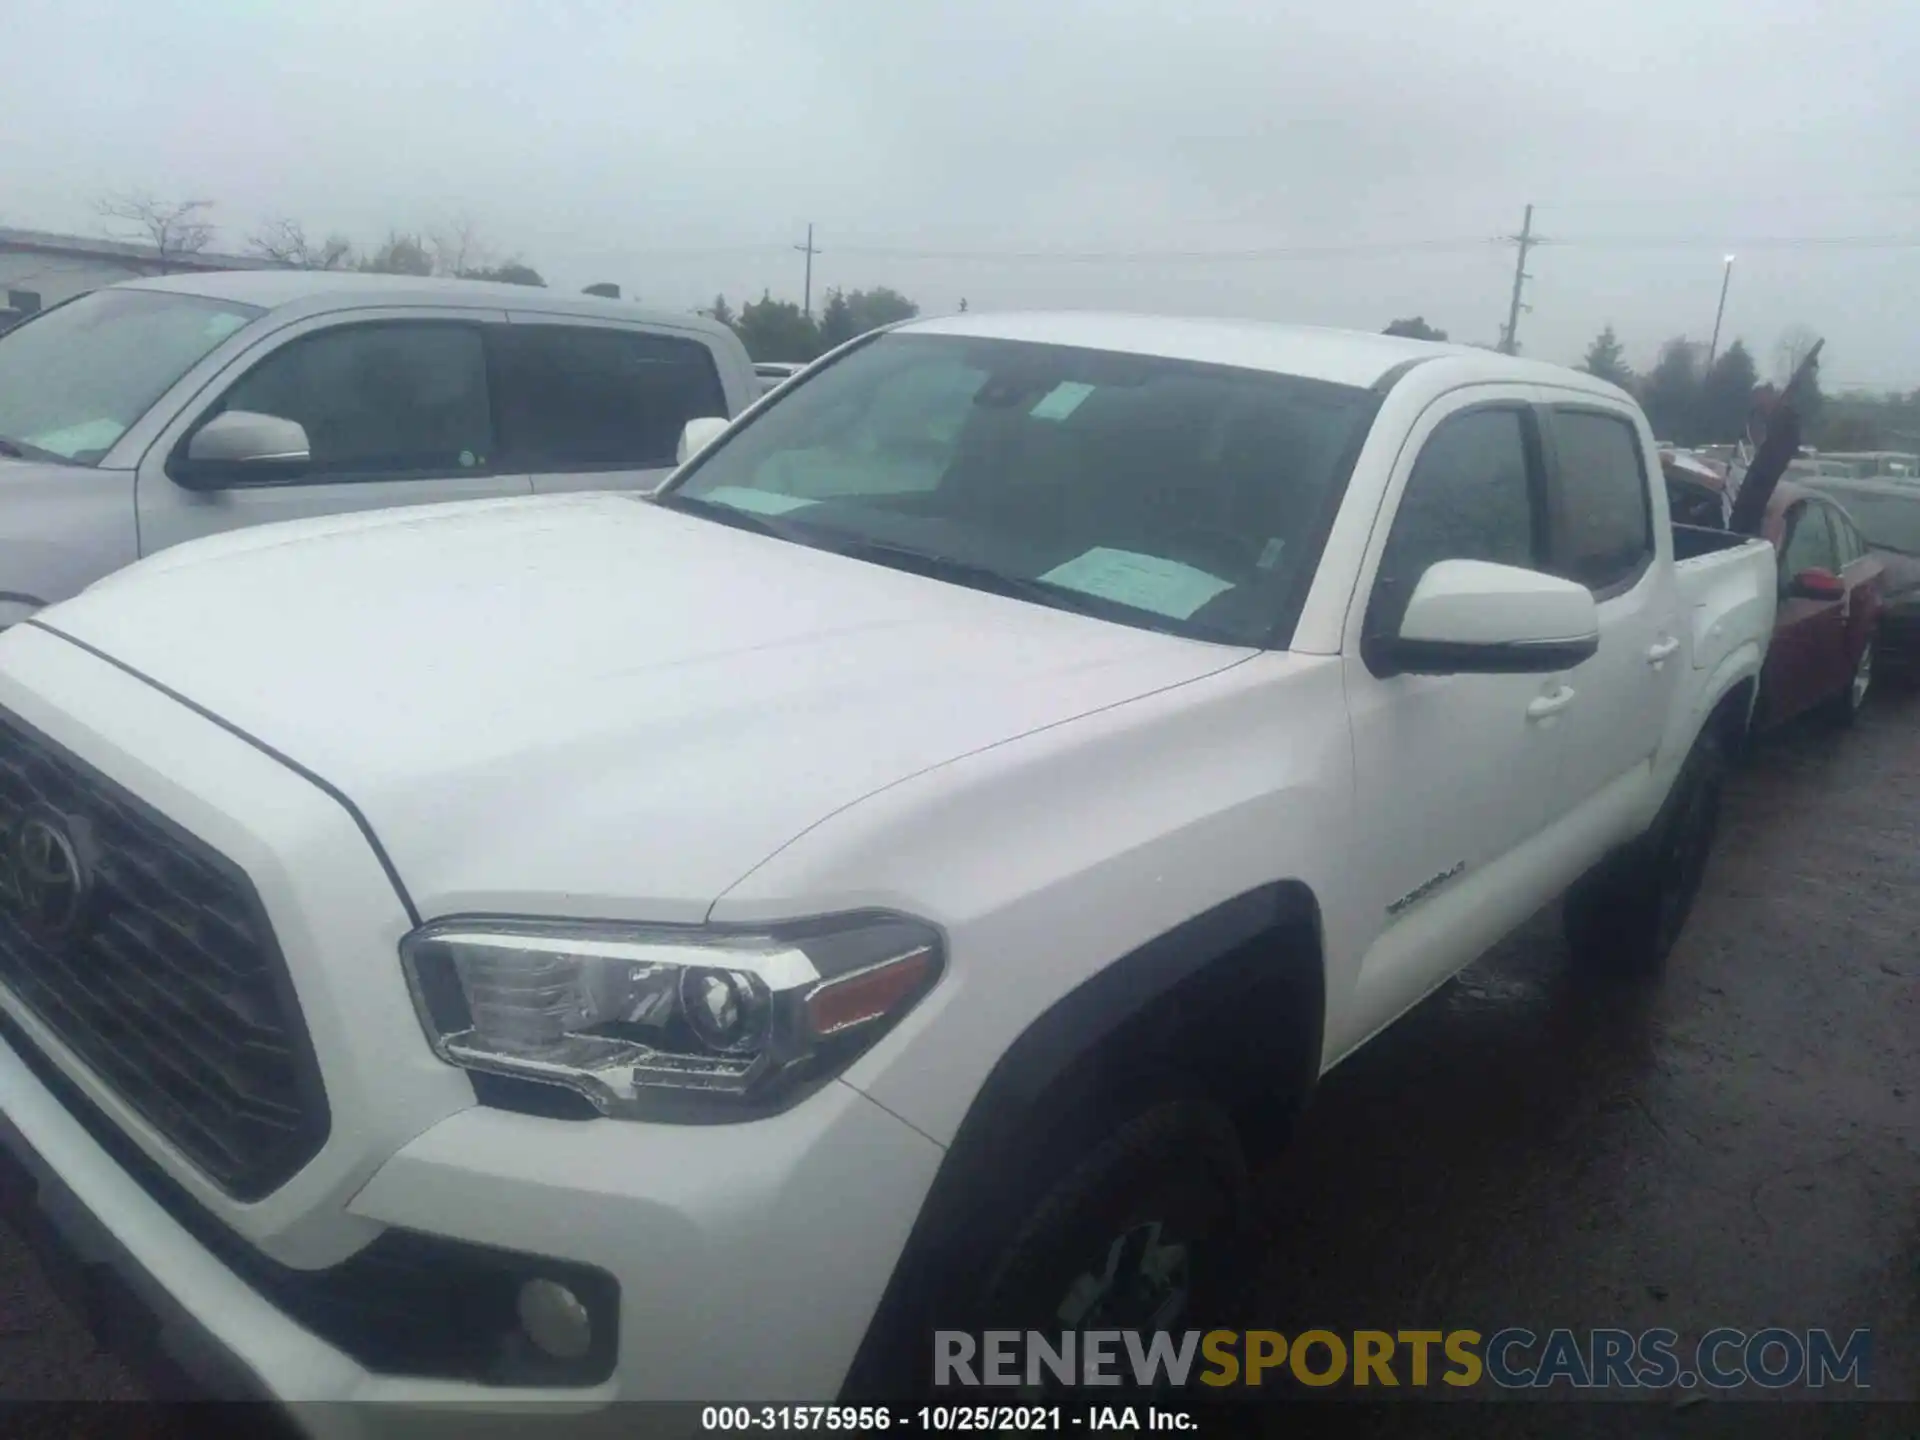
left=0, top=465, right=138, bottom=611
left=710, top=651, right=1361, bottom=1147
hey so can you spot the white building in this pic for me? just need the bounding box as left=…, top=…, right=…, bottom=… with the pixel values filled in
left=0, top=226, right=279, bottom=328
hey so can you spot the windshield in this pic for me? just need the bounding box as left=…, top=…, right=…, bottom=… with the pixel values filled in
left=662, top=333, right=1377, bottom=645
left=0, top=288, right=262, bottom=465
left=1828, top=490, right=1920, bottom=555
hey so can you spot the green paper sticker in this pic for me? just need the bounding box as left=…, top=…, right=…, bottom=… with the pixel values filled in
left=1040, top=548, right=1233, bottom=619
left=25, top=419, right=124, bottom=458
left=1028, top=381, right=1096, bottom=422
left=699, top=486, right=821, bottom=516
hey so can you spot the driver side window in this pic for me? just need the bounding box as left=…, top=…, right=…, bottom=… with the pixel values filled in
left=1780, top=502, right=1836, bottom=586
left=214, top=322, right=495, bottom=481
left=1368, top=407, right=1543, bottom=639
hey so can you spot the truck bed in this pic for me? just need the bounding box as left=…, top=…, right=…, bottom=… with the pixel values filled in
left=1673, top=523, right=1760, bottom=562
left=1673, top=524, right=1777, bottom=677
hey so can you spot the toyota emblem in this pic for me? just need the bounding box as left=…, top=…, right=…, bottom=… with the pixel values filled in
left=3, top=812, right=92, bottom=939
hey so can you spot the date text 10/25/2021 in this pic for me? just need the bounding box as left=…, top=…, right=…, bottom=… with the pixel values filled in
left=702, top=1408, right=1193, bottom=1432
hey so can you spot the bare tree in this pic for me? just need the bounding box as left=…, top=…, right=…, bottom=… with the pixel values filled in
left=1775, top=324, right=1821, bottom=384
left=430, top=215, right=491, bottom=278
left=359, top=231, right=435, bottom=276
left=247, top=217, right=354, bottom=270
left=96, top=192, right=216, bottom=272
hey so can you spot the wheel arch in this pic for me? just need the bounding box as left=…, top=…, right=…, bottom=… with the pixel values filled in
left=1675, top=642, right=1764, bottom=762
left=840, top=878, right=1325, bottom=1398
left=1708, top=670, right=1759, bottom=749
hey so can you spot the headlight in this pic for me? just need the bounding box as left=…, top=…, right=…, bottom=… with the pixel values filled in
left=401, top=911, right=943, bottom=1119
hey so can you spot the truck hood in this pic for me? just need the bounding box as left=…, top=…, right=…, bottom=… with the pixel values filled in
left=42, top=494, right=1251, bottom=918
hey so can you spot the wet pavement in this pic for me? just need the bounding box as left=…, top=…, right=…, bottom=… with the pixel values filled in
left=0, top=682, right=1914, bottom=1432
left=1253, top=675, right=1919, bottom=1431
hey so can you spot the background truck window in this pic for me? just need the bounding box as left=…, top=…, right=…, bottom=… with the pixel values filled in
left=492, top=325, right=728, bottom=469
left=218, top=322, right=494, bottom=479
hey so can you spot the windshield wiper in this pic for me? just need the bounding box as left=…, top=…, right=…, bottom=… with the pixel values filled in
left=0, top=435, right=79, bottom=465
left=818, top=535, right=1218, bottom=637
left=656, top=496, right=1233, bottom=640
left=649, top=491, right=816, bottom=543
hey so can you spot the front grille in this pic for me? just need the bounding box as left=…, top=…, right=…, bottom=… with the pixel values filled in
left=1, top=1006, right=617, bottom=1388
left=0, top=709, right=328, bottom=1199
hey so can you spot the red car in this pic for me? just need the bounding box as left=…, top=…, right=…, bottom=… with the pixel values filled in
left=1664, top=459, right=1883, bottom=727
left=1754, top=482, right=1883, bottom=728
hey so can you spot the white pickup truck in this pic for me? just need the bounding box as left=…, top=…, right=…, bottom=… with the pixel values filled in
left=0, top=314, right=1774, bottom=1418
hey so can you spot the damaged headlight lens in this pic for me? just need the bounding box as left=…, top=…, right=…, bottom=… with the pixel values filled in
left=401, top=912, right=943, bottom=1119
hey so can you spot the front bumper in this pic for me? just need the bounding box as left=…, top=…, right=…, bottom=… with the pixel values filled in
left=0, top=1000, right=943, bottom=1422
left=0, top=625, right=946, bottom=1423
left=0, top=1062, right=272, bottom=1405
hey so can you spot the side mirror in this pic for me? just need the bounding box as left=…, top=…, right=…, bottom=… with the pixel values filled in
left=1789, top=566, right=1846, bottom=602
left=177, top=411, right=311, bottom=490
left=1372, top=559, right=1600, bottom=676
left=676, top=416, right=730, bottom=467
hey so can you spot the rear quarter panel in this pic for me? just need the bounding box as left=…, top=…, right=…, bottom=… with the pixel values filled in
left=1667, top=535, right=1775, bottom=773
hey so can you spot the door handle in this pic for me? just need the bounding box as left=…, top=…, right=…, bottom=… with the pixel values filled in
left=1526, top=685, right=1577, bottom=720
left=1646, top=637, right=1682, bottom=666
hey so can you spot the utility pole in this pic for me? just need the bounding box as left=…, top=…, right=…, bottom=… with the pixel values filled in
left=794, top=223, right=820, bottom=321
left=1705, top=254, right=1736, bottom=372
left=1499, top=204, right=1539, bottom=355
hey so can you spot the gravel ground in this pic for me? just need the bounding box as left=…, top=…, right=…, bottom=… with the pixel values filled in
left=0, top=679, right=1914, bottom=1436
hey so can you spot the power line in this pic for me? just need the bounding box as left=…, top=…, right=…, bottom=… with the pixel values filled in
left=820, top=237, right=1498, bottom=262
left=1545, top=234, right=1920, bottom=250
left=1529, top=190, right=1920, bottom=215
left=585, top=233, right=1920, bottom=264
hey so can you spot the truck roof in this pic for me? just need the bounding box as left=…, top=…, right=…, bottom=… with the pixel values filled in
left=117, top=269, right=737, bottom=342
left=900, top=311, right=1617, bottom=396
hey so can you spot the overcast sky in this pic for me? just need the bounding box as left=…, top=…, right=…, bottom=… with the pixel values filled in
left=7, top=0, right=1917, bottom=387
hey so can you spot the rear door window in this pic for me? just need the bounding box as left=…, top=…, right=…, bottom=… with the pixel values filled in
left=492, top=325, right=728, bottom=470
left=1547, top=408, right=1655, bottom=594
left=1830, top=506, right=1866, bottom=567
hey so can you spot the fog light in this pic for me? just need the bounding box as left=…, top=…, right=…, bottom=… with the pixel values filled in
left=517, top=1277, right=594, bottom=1360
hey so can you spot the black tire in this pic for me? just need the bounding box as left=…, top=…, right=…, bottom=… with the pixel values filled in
left=958, top=1097, right=1250, bottom=1396
left=1564, top=727, right=1726, bottom=974
left=1826, top=635, right=1875, bottom=727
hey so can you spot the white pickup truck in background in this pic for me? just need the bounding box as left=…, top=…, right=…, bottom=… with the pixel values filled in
left=0, top=314, right=1775, bottom=1418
